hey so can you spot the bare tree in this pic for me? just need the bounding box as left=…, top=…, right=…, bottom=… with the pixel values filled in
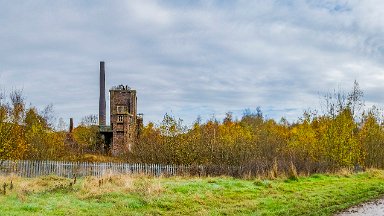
left=56, top=117, right=68, bottom=132
left=321, top=81, right=364, bottom=119
left=9, top=89, right=25, bottom=124
left=41, top=104, right=56, bottom=128
left=347, top=80, right=364, bottom=119
left=81, top=114, right=98, bottom=126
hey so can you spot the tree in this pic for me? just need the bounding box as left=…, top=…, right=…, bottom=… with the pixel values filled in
left=320, top=109, right=362, bottom=167
left=359, top=107, right=384, bottom=168
left=0, top=90, right=28, bottom=162
left=24, top=107, right=65, bottom=160
left=72, top=125, right=101, bottom=153
left=347, top=80, right=364, bottom=120
left=81, top=114, right=98, bottom=126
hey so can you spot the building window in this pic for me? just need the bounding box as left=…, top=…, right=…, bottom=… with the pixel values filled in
left=116, top=106, right=127, bottom=114
left=117, top=115, right=124, bottom=123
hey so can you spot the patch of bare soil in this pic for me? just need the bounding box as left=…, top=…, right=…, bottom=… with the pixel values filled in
left=336, top=197, right=384, bottom=216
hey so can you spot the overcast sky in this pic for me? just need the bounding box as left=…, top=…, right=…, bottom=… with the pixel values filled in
left=1, top=0, right=384, bottom=126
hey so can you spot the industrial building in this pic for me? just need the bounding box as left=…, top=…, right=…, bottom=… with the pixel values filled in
left=98, top=61, right=143, bottom=156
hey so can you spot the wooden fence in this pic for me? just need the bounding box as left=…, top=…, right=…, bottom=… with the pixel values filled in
left=0, top=160, right=199, bottom=178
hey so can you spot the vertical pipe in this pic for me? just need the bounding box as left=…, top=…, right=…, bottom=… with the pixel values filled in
left=99, top=61, right=106, bottom=126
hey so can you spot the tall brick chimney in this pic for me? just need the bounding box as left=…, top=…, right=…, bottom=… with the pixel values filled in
left=99, top=61, right=106, bottom=126
left=69, top=118, right=74, bottom=133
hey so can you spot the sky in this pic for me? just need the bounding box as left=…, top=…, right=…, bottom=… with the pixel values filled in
left=1, top=0, right=384, bottom=127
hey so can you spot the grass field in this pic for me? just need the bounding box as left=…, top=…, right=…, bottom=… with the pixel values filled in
left=0, top=170, right=384, bottom=215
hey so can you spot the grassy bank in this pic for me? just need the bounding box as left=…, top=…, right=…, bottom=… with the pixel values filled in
left=0, top=170, right=384, bottom=215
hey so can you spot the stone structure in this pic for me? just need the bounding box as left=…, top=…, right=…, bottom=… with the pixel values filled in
left=98, top=62, right=143, bottom=156
left=110, top=85, right=138, bottom=154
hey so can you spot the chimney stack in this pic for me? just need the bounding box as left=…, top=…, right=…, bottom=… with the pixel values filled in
left=69, top=118, right=74, bottom=133
left=99, top=61, right=106, bottom=126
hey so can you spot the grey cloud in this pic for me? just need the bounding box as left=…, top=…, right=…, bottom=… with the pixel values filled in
left=1, top=0, right=384, bottom=126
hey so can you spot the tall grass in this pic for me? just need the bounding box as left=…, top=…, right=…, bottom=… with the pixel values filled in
left=0, top=170, right=384, bottom=215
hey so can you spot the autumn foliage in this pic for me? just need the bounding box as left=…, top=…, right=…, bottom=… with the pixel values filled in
left=0, top=90, right=66, bottom=161
left=131, top=81, right=384, bottom=175
left=1, top=81, right=384, bottom=176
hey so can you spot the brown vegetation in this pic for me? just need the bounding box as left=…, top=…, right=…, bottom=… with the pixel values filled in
left=130, top=81, right=384, bottom=176
left=1, top=81, right=384, bottom=177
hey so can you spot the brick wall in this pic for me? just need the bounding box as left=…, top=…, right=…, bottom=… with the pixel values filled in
left=109, top=87, right=138, bottom=156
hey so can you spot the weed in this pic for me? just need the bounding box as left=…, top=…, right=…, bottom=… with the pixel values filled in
left=253, top=179, right=263, bottom=187
left=254, top=179, right=272, bottom=188
left=207, top=179, right=217, bottom=184
left=287, top=161, right=299, bottom=181
left=337, top=168, right=353, bottom=177
left=269, top=158, right=279, bottom=179
left=3, top=182, right=7, bottom=195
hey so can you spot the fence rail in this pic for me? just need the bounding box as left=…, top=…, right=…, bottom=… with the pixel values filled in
left=0, top=160, right=197, bottom=178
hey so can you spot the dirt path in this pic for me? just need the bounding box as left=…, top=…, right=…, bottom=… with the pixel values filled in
left=336, top=197, right=384, bottom=216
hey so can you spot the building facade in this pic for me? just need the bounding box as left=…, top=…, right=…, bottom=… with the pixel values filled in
left=99, top=62, right=143, bottom=156
left=110, top=85, right=139, bottom=155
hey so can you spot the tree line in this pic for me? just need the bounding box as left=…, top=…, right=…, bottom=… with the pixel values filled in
left=1, top=81, right=384, bottom=175
left=131, top=81, right=384, bottom=175
left=0, top=90, right=100, bottom=162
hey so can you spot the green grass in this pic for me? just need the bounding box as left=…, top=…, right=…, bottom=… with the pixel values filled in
left=0, top=170, right=384, bottom=215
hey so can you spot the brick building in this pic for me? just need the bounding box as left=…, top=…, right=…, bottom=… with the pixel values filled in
left=99, top=62, right=143, bottom=156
